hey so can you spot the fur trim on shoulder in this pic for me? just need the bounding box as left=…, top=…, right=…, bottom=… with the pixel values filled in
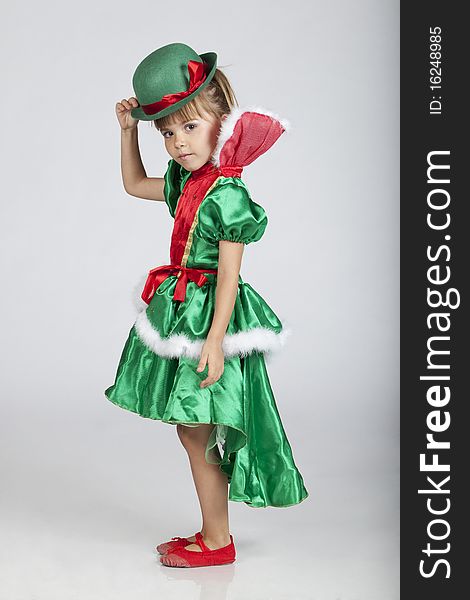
left=211, top=106, right=290, bottom=168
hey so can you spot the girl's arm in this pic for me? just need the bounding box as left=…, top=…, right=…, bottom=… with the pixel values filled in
left=197, top=240, right=245, bottom=388
left=116, top=98, right=165, bottom=202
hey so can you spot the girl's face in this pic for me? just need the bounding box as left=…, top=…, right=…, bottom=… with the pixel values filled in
left=160, top=110, right=223, bottom=171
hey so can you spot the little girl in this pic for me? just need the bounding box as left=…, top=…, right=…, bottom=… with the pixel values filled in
left=105, top=42, right=308, bottom=568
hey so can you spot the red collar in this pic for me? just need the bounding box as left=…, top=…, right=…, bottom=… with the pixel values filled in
left=189, top=161, right=219, bottom=180
left=190, top=161, right=243, bottom=180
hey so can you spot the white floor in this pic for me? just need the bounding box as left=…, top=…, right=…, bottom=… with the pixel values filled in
left=1, top=404, right=399, bottom=600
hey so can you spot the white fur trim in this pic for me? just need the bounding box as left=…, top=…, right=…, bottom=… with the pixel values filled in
left=134, top=308, right=291, bottom=360
left=211, top=106, right=290, bottom=168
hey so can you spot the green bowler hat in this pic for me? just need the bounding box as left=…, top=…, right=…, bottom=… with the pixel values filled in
left=130, top=42, right=217, bottom=121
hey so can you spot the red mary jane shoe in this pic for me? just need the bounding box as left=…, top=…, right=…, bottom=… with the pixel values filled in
left=156, top=534, right=198, bottom=555
left=160, top=532, right=236, bottom=568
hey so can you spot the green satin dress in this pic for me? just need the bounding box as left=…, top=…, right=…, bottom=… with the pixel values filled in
left=105, top=156, right=309, bottom=509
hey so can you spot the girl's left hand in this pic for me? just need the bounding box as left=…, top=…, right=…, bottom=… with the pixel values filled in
left=197, top=338, right=224, bottom=388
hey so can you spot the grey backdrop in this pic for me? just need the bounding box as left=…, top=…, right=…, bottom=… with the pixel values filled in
left=1, top=1, right=399, bottom=599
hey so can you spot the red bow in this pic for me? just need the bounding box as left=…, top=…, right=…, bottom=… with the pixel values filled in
left=141, top=60, right=208, bottom=116
left=141, top=264, right=218, bottom=304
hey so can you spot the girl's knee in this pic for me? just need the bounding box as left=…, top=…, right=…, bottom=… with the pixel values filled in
left=176, top=423, right=212, bottom=451
left=176, top=424, right=199, bottom=448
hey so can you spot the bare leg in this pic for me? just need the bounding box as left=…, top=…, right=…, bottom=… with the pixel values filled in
left=176, top=423, right=231, bottom=551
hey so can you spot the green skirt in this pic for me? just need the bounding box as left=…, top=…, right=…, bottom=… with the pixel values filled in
left=104, top=326, right=309, bottom=508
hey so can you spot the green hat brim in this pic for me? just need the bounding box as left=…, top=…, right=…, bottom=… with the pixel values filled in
left=131, top=52, right=217, bottom=122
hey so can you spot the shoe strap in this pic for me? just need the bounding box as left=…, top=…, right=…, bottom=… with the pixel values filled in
left=195, top=531, right=211, bottom=552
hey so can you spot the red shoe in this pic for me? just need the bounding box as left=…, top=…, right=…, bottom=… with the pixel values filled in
left=155, top=534, right=199, bottom=555
left=160, top=532, right=236, bottom=568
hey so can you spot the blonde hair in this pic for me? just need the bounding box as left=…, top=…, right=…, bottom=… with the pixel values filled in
left=153, top=68, right=238, bottom=129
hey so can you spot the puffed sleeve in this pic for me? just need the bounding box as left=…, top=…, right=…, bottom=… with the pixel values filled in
left=197, top=179, right=268, bottom=244
left=163, top=159, right=191, bottom=217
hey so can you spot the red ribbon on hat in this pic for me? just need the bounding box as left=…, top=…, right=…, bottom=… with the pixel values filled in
left=141, top=60, right=209, bottom=116
left=141, top=264, right=218, bottom=304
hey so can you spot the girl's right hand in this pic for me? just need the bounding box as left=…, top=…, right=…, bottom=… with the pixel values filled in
left=115, top=97, right=140, bottom=130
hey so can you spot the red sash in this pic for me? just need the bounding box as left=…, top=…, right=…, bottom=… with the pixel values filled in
left=141, top=162, right=240, bottom=304
left=141, top=264, right=217, bottom=304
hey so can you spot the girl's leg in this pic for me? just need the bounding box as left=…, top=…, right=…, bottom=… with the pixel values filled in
left=176, top=423, right=231, bottom=551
